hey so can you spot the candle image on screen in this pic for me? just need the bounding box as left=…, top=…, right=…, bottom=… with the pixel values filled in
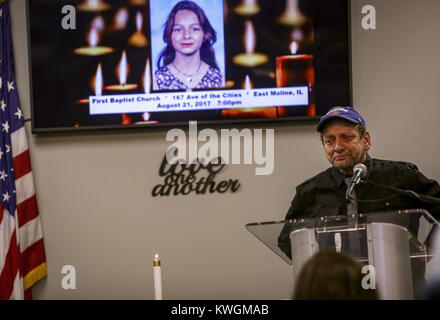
left=91, top=16, right=105, bottom=33
left=278, top=0, right=308, bottom=26
left=74, top=26, right=114, bottom=56
left=276, top=41, right=315, bottom=116
left=111, top=8, right=129, bottom=31
left=141, top=59, right=157, bottom=123
left=233, top=20, right=268, bottom=68
left=95, top=63, right=104, bottom=96
left=105, top=51, right=138, bottom=91
left=78, top=63, right=104, bottom=104
left=234, top=0, right=260, bottom=16
left=128, top=12, right=148, bottom=47
left=130, top=0, right=147, bottom=5
left=222, top=75, right=277, bottom=118
left=77, top=0, right=111, bottom=12
left=143, top=58, right=151, bottom=94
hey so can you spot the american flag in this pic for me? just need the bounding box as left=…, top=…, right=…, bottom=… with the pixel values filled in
left=0, top=0, right=46, bottom=300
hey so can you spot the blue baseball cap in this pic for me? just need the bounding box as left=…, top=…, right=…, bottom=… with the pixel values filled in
left=317, top=106, right=366, bottom=132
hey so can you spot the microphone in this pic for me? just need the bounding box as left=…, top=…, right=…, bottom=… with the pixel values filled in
left=346, top=163, right=367, bottom=199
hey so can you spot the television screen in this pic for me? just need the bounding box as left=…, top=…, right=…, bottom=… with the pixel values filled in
left=27, top=0, right=351, bottom=132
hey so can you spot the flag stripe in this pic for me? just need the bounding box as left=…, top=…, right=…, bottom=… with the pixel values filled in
left=24, top=288, right=32, bottom=300
left=14, top=172, right=35, bottom=206
left=21, top=239, right=46, bottom=275
left=19, top=217, right=43, bottom=253
left=13, top=149, right=31, bottom=181
left=17, top=194, right=39, bottom=228
left=0, top=229, right=20, bottom=300
left=0, top=207, right=14, bottom=273
left=11, top=126, right=28, bottom=158
left=10, top=272, right=23, bottom=300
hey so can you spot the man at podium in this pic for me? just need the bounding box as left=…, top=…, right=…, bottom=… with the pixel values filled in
left=278, top=106, right=440, bottom=258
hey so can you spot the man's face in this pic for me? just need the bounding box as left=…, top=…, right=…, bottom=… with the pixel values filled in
left=321, top=122, right=371, bottom=175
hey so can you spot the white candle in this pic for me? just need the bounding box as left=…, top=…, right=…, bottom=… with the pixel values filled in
left=153, top=254, right=163, bottom=300
left=335, top=233, right=342, bottom=253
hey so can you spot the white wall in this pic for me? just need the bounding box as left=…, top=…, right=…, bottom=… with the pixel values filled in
left=9, top=0, right=440, bottom=299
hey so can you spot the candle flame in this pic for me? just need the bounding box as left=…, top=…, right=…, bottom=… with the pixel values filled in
left=95, top=63, right=103, bottom=96
left=118, top=51, right=128, bottom=85
left=91, top=16, right=105, bottom=32
left=143, top=113, right=151, bottom=121
left=154, top=254, right=160, bottom=260
left=244, top=20, right=256, bottom=54
left=114, top=8, right=129, bottom=30
left=88, top=27, right=100, bottom=47
left=136, top=12, right=143, bottom=32
left=143, top=58, right=151, bottom=94
left=244, top=75, right=253, bottom=89
left=290, top=41, right=299, bottom=54
left=244, top=0, right=256, bottom=5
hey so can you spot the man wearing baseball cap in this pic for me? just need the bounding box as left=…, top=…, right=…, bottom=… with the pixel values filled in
left=316, top=106, right=369, bottom=177
left=278, top=106, right=440, bottom=261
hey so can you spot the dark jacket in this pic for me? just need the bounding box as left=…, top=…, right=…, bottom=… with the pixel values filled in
left=278, top=156, right=440, bottom=258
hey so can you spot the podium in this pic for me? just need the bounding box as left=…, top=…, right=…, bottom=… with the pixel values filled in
left=246, top=209, right=439, bottom=299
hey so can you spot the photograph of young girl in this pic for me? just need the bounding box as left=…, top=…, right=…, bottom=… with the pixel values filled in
left=150, top=0, right=226, bottom=91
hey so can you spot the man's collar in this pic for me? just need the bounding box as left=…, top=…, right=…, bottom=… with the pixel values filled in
left=331, top=166, right=347, bottom=187
left=364, top=154, right=373, bottom=179
left=331, top=154, right=372, bottom=187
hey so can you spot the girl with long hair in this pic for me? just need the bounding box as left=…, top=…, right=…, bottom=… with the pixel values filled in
left=153, top=1, right=225, bottom=90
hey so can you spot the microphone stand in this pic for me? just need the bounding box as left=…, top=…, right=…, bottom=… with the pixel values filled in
left=349, top=180, right=440, bottom=251
left=345, top=184, right=359, bottom=227
left=361, top=180, right=440, bottom=204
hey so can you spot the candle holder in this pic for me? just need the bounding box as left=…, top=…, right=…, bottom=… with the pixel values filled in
left=74, top=27, right=114, bottom=56
left=77, top=0, right=111, bottom=12
left=74, top=46, right=114, bottom=56
left=225, top=80, right=235, bottom=89
left=222, top=108, right=278, bottom=118
left=105, top=84, right=138, bottom=91
left=277, top=0, right=308, bottom=27
left=128, top=32, right=148, bottom=47
left=222, top=75, right=277, bottom=118
left=77, top=99, right=90, bottom=104
left=234, top=0, right=260, bottom=16
left=233, top=53, right=268, bottom=68
left=130, top=0, right=147, bottom=5
left=133, top=113, right=159, bottom=125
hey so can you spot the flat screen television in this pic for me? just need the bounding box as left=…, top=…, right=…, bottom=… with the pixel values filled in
left=27, top=0, right=351, bottom=132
